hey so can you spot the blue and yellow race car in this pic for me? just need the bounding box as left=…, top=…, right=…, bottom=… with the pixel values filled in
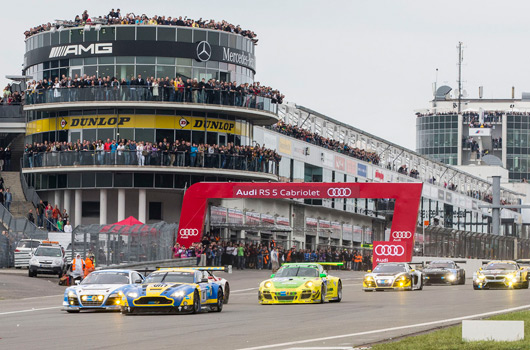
left=120, top=268, right=224, bottom=314
left=258, top=263, right=343, bottom=304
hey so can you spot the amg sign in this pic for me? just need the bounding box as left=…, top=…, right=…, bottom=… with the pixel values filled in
left=49, top=43, right=113, bottom=58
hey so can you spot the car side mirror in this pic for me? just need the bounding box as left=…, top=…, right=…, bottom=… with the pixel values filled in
left=270, top=274, right=275, bottom=278
left=367, top=270, right=372, bottom=273
left=319, top=273, right=327, bottom=278
left=134, top=279, right=142, bottom=284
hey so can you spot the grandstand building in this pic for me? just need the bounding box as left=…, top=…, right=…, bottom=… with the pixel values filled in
left=1, top=17, right=529, bottom=256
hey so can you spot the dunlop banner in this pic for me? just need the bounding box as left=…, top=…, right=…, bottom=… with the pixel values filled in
left=26, top=115, right=241, bottom=136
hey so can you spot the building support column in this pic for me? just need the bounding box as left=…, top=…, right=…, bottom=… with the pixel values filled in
left=64, top=190, right=72, bottom=224
left=74, top=189, right=82, bottom=227
left=54, top=190, right=62, bottom=210
left=138, top=189, right=146, bottom=223
left=100, top=189, right=108, bottom=225
left=118, top=189, right=126, bottom=222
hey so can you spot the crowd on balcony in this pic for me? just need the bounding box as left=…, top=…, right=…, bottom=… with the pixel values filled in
left=24, top=75, right=284, bottom=106
left=23, top=138, right=282, bottom=174
left=24, top=9, right=258, bottom=43
left=1, top=85, right=22, bottom=105
left=396, top=164, right=420, bottom=179
left=271, top=121, right=380, bottom=165
left=172, top=236, right=372, bottom=271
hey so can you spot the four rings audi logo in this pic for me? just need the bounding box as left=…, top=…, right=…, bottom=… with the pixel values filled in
left=326, top=188, right=352, bottom=197
left=374, top=245, right=405, bottom=256
left=196, top=41, right=212, bottom=62
left=391, top=231, right=412, bottom=239
left=179, top=228, right=199, bottom=237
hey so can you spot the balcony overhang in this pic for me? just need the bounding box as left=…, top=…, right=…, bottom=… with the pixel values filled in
left=23, top=101, right=279, bottom=126
left=21, top=165, right=279, bottom=181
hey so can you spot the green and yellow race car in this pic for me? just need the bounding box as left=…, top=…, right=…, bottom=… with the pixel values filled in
left=258, top=263, right=342, bottom=304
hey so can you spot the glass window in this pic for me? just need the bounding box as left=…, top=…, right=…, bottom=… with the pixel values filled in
left=176, top=130, right=191, bottom=142
left=99, top=27, right=115, bottom=40
left=98, top=65, right=115, bottom=77
left=84, top=66, right=97, bottom=77
left=59, top=30, right=70, bottom=44
left=136, top=56, right=156, bottom=64
left=98, top=56, right=114, bottom=64
left=176, top=58, right=192, bottom=66
left=51, top=60, right=59, bottom=68
left=157, top=57, right=175, bottom=65
left=193, top=30, right=206, bottom=42
left=149, top=202, right=163, bottom=219
left=71, top=29, right=83, bottom=43
left=134, top=173, right=154, bottom=187
left=51, top=32, right=59, bottom=45
left=84, top=29, right=97, bottom=42
left=119, top=128, right=135, bottom=141
left=116, top=65, right=134, bottom=80
left=84, top=57, right=97, bottom=65
left=177, top=28, right=192, bottom=42
left=70, top=58, right=83, bottom=66
left=176, top=66, right=192, bottom=79
left=135, top=129, right=155, bottom=143
left=207, top=61, right=219, bottom=69
left=156, top=65, right=175, bottom=79
left=207, top=31, right=219, bottom=46
left=229, top=35, right=237, bottom=48
left=116, top=56, right=135, bottom=64
left=155, top=174, right=173, bottom=188
left=68, top=173, right=81, bottom=188
left=117, top=27, right=135, bottom=40
left=82, top=202, right=100, bottom=217
left=82, top=173, right=96, bottom=188
left=157, top=27, right=176, bottom=41
left=96, top=173, right=112, bottom=187
left=137, top=27, right=156, bottom=41
left=115, top=173, right=133, bottom=187
left=83, top=129, right=96, bottom=142
left=97, top=128, right=114, bottom=141
left=136, top=65, right=155, bottom=79
left=156, top=129, right=174, bottom=143
left=220, top=33, right=228, bottom=46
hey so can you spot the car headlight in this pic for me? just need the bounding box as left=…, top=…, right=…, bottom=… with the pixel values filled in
left=68, top=291, right=76, bottom=298
left=29, top=257, right=38, bottom=265
left=477, top=273, right=485, bottom=280
left=400, top=276, right=408, bottom=281
left=264, top=282, right=272, bottom=289
left=447, top=274, right=456, bottom=281
left=364, top=276, right=373, bottom=281
left=171, top=290, right=185, bottom=298
left=127, top=292, right=138, bottom=298
left=305, top=281, right=313, bottom=288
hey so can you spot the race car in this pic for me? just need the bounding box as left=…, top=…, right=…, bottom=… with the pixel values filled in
left=363, top=262, right=423, bottom=291
left=63, top=270, right=144, bottom=313
left=258, top=263, right=342, bottom=304
left=473, top=260, right=529, bottom=290
left=176, top=266, right=231, bottom=304
left=422, top=260, right=466, bottom=285
left=120, top=268, right=224, bottom=314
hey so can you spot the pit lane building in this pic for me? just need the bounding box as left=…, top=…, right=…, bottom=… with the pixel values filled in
left=2, top=20, right=529, bottom=255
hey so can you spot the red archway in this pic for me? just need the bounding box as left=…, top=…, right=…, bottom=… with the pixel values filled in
left=177, top=182, right=422, bottom=265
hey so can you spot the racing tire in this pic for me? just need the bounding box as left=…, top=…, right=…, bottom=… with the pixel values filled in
left=459, top=272, right=466, bottom=285
left=121, top=307, right=134, bottom=315
left=417, top=278, right=423, bottom=291
left=213, top=290, right=224, bottom=312
left=319, top=286, right=325, bottom=304
left=523, top=281, right=529, bottom=289
left=330, top=281, right=342, bottom=302
left=28, top=270, right=36, bottom=277
left=192, top=290, right=201, bottom=314
left=66, top=309, right=80, bottom=313
left=224, top=283, right=230, bottom=305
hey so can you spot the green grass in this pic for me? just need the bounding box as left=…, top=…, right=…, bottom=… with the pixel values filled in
left=371, top=310, right=530, bottom=350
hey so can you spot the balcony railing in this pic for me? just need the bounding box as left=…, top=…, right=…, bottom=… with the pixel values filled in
left=24, top=86, right=279, bottom=114
left=22, top=150, right=279, bottom=176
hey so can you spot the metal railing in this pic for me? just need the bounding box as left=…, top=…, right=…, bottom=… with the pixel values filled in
left=20, top=168, right=40, bottom=207
left=0, top=203, right=47, bottom=239
left=0, top=105, right=23, bottom=119
left=24, top=86, right=279, bottom=114
left=22, top=150, right=279, bottom=176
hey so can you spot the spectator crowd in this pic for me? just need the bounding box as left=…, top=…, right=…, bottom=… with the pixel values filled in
left=26, top=199, right=72, bottom=233
left=24, top=139, right=282, bottom=174
left=25, top=9, right=258, bottom=43
left=172, top=236, right=372, bottom=272
left=271, top=121, right=380, bottom=165
left=2, top=85, right=22, bottom=105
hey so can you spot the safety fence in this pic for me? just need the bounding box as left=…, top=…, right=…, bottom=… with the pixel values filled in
left=72, top=222, right=178, bottom=268
left=24, top=86, right=279, bottom=115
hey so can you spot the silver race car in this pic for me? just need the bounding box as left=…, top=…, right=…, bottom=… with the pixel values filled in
left=363, top=262, right=423, bottom=291
left=422, top=260, right=466, bottom=285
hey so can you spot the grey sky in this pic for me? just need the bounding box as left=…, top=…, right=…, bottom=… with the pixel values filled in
left=3, top=1, right=530, bottom=150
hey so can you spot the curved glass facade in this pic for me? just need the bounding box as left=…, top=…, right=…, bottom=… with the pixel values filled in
left=507, top=114, right=530, bottom=181
left=416, top=114, right=458, bottom=165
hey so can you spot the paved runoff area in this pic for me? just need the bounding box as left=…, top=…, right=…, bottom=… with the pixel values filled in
left=1, top=269, right=530, bottom=349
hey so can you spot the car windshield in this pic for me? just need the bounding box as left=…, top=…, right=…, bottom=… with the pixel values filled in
left=485, top=263, right=517, bottom=271
left=34, top=247, right=62, bottom=257
left=17, top=241, right=41, bottom=249
left=275, top=267, right=319, bottom=277
left=81, top=272, right=130, bottom=285
left=373, top=264, right=407, bottom=273
left=144, top=272, right=194, bottom=284
left=427, top=262, right=454, bottom=268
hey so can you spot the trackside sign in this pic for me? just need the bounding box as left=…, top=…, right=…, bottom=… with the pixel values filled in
left=177, top=182, right=423, bottom=266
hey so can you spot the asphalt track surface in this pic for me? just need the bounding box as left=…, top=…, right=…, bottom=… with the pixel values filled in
left=2, top=269, right=530, bottom=350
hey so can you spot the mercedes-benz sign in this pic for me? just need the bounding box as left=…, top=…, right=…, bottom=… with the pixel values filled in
left=196, top=41, right=212, bottom=62
left=326, top=188, right=352, bottom=197
left=374, top=245, right=405, bottom=256
left=179, top=228, right=199, bottom=237
left=391, top=231, right=412, bottom=239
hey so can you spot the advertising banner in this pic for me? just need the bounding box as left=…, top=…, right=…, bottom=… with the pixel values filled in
left=372, top=241, right=409, bottom=266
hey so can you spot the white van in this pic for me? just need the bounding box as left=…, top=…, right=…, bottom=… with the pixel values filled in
left=14, top=239, right=42, bottom=268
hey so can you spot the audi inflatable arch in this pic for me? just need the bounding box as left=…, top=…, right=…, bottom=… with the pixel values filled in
left=177, top=182, right=422, bottom=267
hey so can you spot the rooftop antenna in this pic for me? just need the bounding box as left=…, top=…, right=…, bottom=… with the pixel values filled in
left=457, top=42, right=463, bottom=114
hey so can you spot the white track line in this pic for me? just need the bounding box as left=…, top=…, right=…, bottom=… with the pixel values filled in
left=0, top=294, right=64, bottom=302
left=232, top=287, right=258, bottom=293
left=0, top=306, right=61, bottom=316
left=236, top=304, right=530, bottom=350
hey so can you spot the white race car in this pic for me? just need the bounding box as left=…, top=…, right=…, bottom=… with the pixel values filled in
left=63, top=270, right=144, bottom=313
left=173, top=267, right=231, bottom=304
left=363, top=262, right=423, bottom=291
